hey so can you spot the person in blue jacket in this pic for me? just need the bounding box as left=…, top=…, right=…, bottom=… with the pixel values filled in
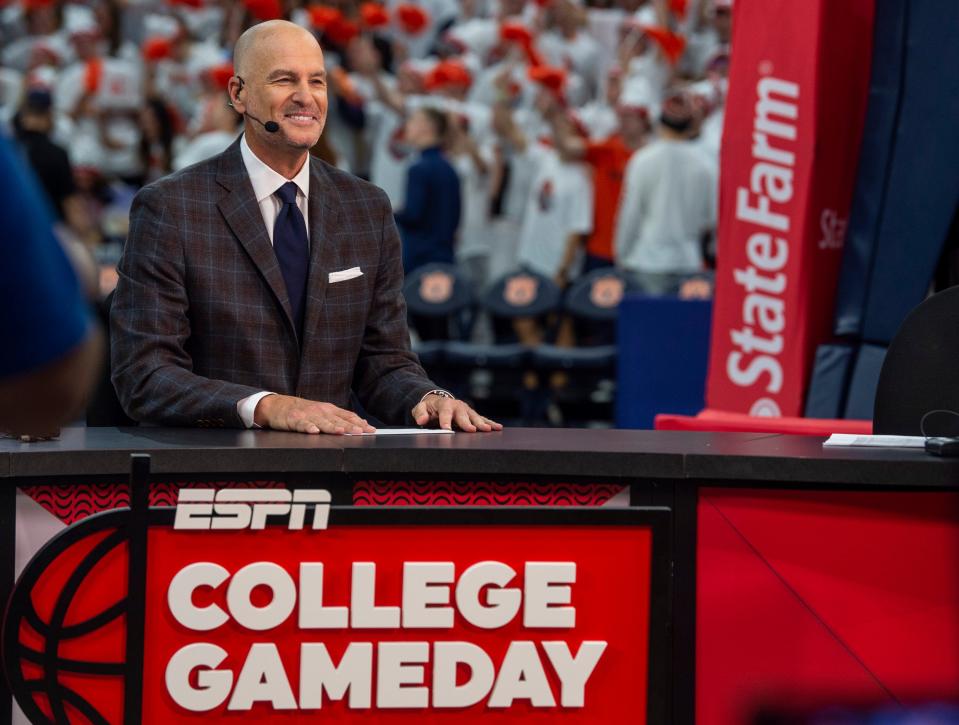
left=394, top=107, right=462, bottom=274
left=0, top=133, right=101, bottom=437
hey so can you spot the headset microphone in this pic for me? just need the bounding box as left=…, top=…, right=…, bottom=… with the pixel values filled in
left=228, top=103, right=279, bottom=133
left=246, top=113, right=280, bottom=133
left=243, top=113, right=280, bottom=133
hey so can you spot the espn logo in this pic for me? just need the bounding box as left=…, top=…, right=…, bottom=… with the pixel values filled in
left=173, top=489, right=331, bottom=531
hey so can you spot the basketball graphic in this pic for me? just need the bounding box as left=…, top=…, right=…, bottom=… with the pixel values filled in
left=4, top=510, right=134, bottom=725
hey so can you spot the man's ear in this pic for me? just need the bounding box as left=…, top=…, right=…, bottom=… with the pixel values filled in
left=228, top=77, right=244, bottom=112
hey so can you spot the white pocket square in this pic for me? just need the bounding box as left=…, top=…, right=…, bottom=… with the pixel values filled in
left=328, top=267, right=363, bottom=283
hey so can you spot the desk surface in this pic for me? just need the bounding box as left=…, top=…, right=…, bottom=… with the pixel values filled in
left=1, top=427, right=956, bottom=487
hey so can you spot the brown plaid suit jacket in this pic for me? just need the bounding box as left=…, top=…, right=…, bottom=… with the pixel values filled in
left=111, top=138, right=437, bottom=428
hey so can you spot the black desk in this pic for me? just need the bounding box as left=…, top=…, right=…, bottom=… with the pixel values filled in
left=2, top=426, right=957, bottom=485
left=2, top=428, right=957, bottom=725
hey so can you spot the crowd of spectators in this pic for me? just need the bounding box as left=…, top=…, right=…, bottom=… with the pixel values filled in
left=1, top=0, right=731, bottom=422
left=1, top=0, right=730, bottom=294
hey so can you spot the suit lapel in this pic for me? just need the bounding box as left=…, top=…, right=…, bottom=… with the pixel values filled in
left=301, top=158, right=339, bottom=350
left=216, top=139, right=297, bottom=337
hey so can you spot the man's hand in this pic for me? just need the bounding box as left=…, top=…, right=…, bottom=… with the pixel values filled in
left=411, top=394, right=503, bottom=432
left=254, top=394, right=376, bottom=434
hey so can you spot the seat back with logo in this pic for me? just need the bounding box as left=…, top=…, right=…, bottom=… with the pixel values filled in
left=402, top=263, right=474, bottom=342
left=482, top=268, right=562, bottom=344
left=564, top=268, right=634, bottom=346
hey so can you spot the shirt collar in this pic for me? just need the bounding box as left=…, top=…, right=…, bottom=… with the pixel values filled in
left=240, top=133, right=310, bottom=204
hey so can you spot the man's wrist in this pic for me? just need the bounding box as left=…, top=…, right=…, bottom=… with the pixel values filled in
left=250, top=392, right=278, bottom=428
left=237, top=391, right=275, bottom=429
left=420, top=389, right=454, bottom=403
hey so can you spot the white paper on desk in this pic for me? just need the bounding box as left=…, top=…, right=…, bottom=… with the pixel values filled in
left=823, top=433, right=925, bottom=448
left=345, top=428, right=455, bottom=436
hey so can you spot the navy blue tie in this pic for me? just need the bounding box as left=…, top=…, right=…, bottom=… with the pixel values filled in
left=273, top=181, right=309, bottom=336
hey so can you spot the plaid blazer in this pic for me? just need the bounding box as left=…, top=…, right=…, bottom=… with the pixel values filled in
left=111, top=138, right=436, bottom=428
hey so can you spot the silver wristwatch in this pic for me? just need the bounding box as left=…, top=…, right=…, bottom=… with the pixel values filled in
left=420, top=389, right=455, bottom=402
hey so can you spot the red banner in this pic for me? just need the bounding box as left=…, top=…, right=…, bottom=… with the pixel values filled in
left=706, top=0, right=875, bottom=416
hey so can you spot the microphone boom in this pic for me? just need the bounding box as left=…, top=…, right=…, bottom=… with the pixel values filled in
left=245, top=112, right=279, bottom=133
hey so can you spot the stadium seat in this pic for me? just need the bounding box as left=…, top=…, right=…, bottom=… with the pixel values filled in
left=532, top=268, right=634, bottom=425
left=402, top=263, right=474, bottom=384
left=442, top=269, right=562, bottom=420
left=403, top=262, right=475, bottom=341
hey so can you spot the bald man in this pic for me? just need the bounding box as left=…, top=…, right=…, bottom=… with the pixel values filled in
left=112, top=21, right=500, bottom=434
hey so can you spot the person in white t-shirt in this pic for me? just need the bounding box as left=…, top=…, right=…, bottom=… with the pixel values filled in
left=448, top=110, right=496, bottom=295
left=538, top=0, right=602, bottom=103
left=516, top=141, right=593, bottom=284
left=576, top=64, right=624, bottom=141
left=614, top=92, right=716, bottom=295
left=511, top=81, right=594, bottom=285
left=173, top=97, right=241, bottom=171
left=486, top=61, right=574, bottom=282
left=386, top=0, right=458, bottom=60
left=348, top=38, right=426, bottom=208
left=681, top=0, right=732, bottom=79
left=54, top=15, right=144, bottom=182
left=618, top=8, right=672, bottom=103
left=585, top=2, right=628, bottom=94
left=1, top=3, right=71, bottom=73
left=687, top=76, right=726, bottom=173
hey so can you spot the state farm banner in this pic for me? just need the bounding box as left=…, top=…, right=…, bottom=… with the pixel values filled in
left=3, top=501, right=671, bottom=723
left=706, top=0, right=875, bottom=416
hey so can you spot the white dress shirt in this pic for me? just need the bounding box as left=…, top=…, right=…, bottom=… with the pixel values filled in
left=236, top=134, right=311, bottom=427
left=240, top=132, right=311, bottom=242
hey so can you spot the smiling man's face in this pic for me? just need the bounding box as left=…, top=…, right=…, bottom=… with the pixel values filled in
left=232, top=21, right=328, bottom=167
